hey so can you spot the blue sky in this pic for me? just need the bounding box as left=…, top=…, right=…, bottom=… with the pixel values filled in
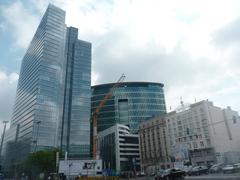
left=0, top=0, right=240, bottom=133
left=0, top=1, right=36, bottom=74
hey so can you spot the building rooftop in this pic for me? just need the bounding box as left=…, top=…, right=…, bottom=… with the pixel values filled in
left=92, top=81, right=164, bottom=89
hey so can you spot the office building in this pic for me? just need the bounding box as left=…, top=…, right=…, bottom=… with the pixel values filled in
left=166, top=100, right=240, bottom=165
left=97, top=124, right=140, bottom=173
left=3, top=4, right=91, bottom=169
left=139, top=100, right=240, bottom=171
left=60, top=27, right=91, bottom=158
left=91, top=82, right=166, bottom=133
left=139, top=117, right=172, bottom=173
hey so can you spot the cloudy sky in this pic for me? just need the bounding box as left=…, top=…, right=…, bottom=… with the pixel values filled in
left=0, top=0, right=240, bottom=132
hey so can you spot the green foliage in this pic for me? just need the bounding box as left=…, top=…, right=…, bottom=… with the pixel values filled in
left=24, top=149, right=63, bottom=176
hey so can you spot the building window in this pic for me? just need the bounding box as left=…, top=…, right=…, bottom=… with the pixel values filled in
left=201, top=114, right=205, bottom=119
left=200, top=141, right=204, bottom=147
left=233, top=116, right=237, bottom=124
left=197, top=128, right=201, bottom=133
left=196, top=122, right=200, bottom=127
left=193, top=142, right=198, bottom=149
left=206, top=139, right=211, bottom=146
left=178, top=126, right=182, bottom=131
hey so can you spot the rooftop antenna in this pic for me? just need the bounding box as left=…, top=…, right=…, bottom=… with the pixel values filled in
left=180, top=96, right=184, bottom=107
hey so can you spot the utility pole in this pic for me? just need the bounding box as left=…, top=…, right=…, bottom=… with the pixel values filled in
left=0, top=121, right=9, bottom=156
left=34, top=121, right=41, bottom=152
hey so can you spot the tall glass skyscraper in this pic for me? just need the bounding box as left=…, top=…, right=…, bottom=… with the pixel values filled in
left=60, top=27, right=91, bottom=158
left=3, top=4, right=91, bottom=166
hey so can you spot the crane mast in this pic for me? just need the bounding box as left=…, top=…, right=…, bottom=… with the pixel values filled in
left=92, top=74, right=126, bottom=159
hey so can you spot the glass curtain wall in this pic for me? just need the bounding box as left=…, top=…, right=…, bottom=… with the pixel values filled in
left=91, top=82, right=166, bottom=133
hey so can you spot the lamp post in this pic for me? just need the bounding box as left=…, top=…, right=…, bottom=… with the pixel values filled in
left=34, top=121, right=41, bottom=152
left=0, top=120, right=9, bottom=156
left=68, top=162, right=72, bottom=180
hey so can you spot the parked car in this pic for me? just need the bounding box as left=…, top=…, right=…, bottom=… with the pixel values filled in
left=137, top=171, right=146, bottom=177
left=150, top=172, right=157, bottom=176
left=209, top=163, right=224, bottom=173
left=155, top=168, right=186, bottom=180
left=234, top=163, right=240, bottom=171
left=0, top=173, right=4, bottom=180
left=222, top=163, right=240, bottom=174
left=222, top=164, right=235, bottom=173
left=181, top=166, right=193, bottom=175
left=188, top=166, right=208, bottom=176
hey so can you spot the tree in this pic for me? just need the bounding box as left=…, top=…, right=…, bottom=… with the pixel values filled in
left=24, top=149, right=63, bottom=178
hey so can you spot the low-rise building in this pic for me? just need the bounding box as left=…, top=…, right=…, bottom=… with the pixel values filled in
left=139, top=100, right=240, bottom=170
left=139, top=117, right=172, bottom=173
left=97, top=124, right=140, bottom=174
left=166, top=100, right=240, bottom=166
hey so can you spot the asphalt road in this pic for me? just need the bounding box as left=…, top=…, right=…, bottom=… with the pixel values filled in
left=121, top=173, right=240, bottom=180
left=185, top=173, right=240, bottom=180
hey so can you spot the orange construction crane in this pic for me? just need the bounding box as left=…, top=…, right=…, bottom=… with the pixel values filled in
left=92, top=74, right=126, bottom=159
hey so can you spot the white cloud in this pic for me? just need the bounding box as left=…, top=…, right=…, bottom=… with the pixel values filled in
left=0, top=72, right=7, bottom=81
left=0, top=22, right=7, bottom=32
left=91, top=71, right=100, bottom=85
left=1, top=1, right=40, bottom=49
left=0, top=0, right=240, bottom=115
left=0, top=71, right=18, bottom=134
left=9, top=73, right=19, bottom=84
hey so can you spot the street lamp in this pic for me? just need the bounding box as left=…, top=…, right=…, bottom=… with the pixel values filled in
left=68, top=162, right=72, bottom=180
left=0, top=121, right=9, bottom=156
left=34, top=121, right=41, bottom=152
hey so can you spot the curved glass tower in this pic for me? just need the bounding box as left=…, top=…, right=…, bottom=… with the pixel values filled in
left=91, top=82, right=166, bottom=133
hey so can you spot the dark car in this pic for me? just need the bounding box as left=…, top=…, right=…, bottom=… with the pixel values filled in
left=188, top=166, right=208, bottom=176
left=222, top=163, right=240, bottom=174
left=209, top=163, right=224, bottom=173
left=0, top=173, right=3, bottom=180
left=137, top=171, right=146, bottom=177
left=155, top=168, right=186, bottom=180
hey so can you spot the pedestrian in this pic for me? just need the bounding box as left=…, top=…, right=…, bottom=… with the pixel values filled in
left=20, top=173, right=25, bottom=180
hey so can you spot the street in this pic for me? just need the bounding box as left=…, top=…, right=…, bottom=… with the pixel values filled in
left=185, top=173, right=240, bottom=180
left=121, top=173, right=240, bottom=180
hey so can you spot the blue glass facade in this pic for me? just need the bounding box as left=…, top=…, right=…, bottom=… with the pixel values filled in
left=91, top=82, right=166, bottom=133
left=60, top=27, right=91, bottom=158
left=3, top=4, right=91, bottom=166
left=3, top=5, right=67, bottom=162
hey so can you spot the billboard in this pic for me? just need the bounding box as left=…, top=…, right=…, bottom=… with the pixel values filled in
left=170, top=143, right=190, bottom=169
left=59, top=159, right=102, bottom=176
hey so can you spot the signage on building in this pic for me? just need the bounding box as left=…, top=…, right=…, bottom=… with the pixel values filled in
left=170, top=143, right=190, bottom=169
left=59, top=159, right=102, bottom=176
